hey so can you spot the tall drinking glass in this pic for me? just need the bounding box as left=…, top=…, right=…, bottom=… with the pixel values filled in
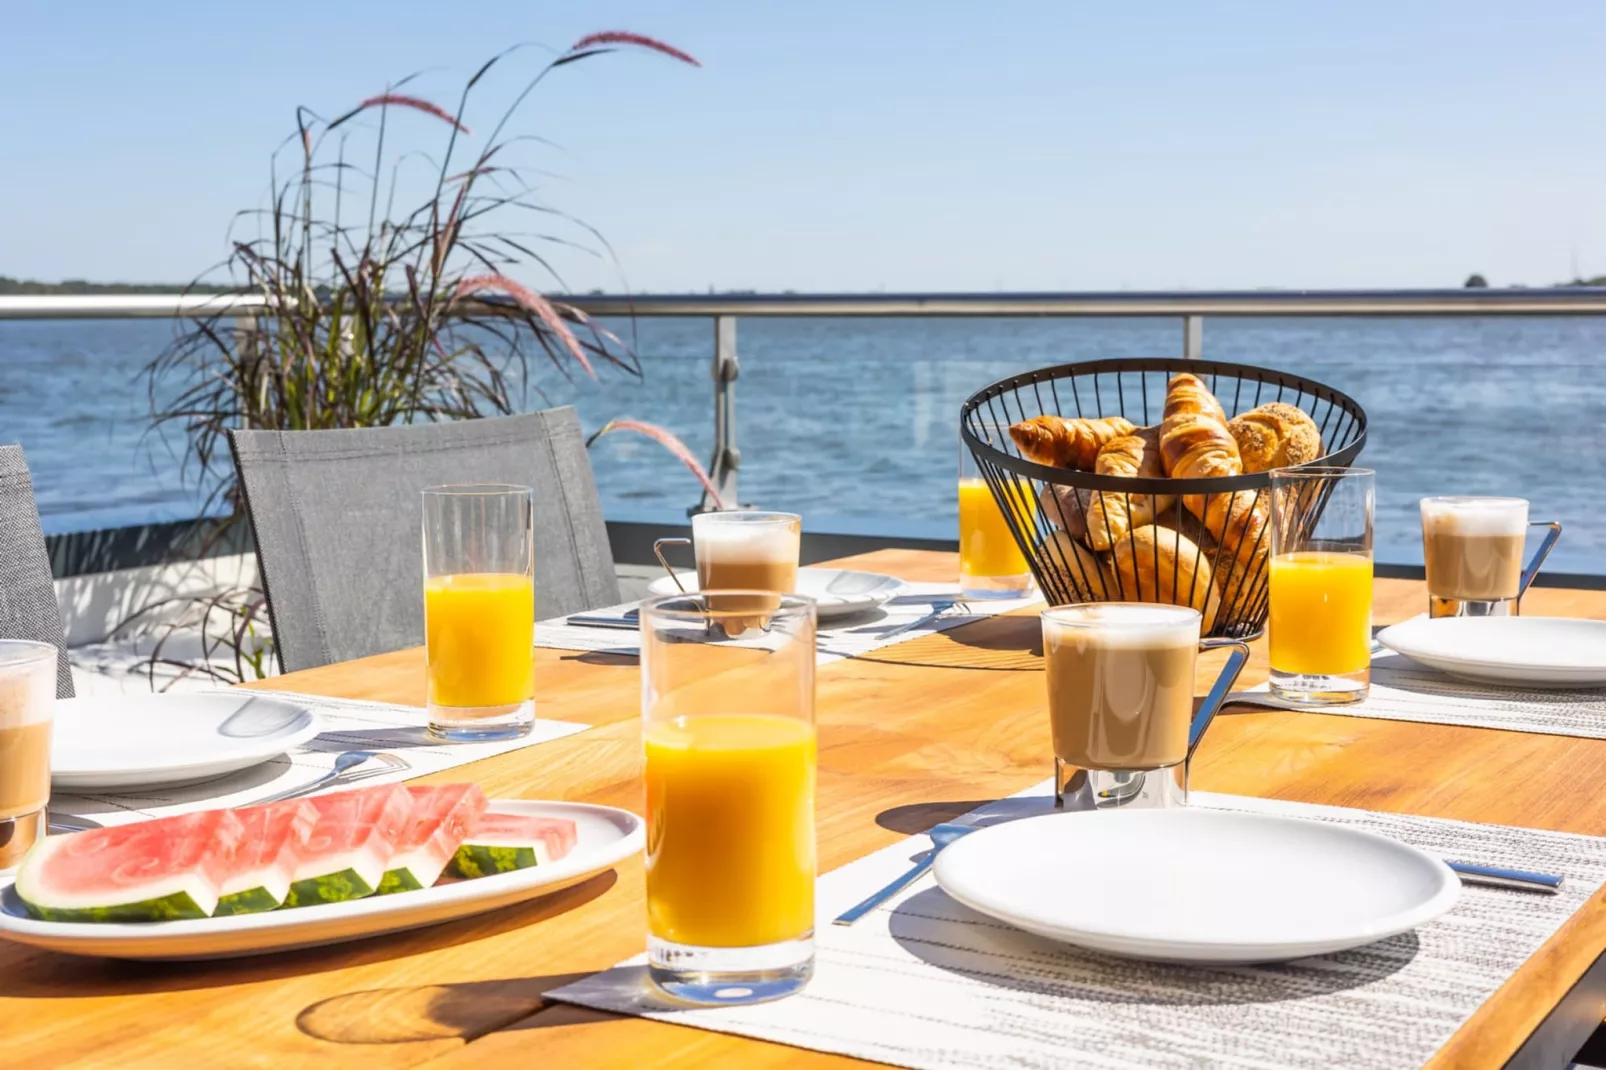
left=0, top=640, right=57, bottom=872
left=959, top=428, right=1034, bottom=599
left=422, top=484, right=535, bottom=741
left=641, top=592, right=817, bottom=1005
left=1268, top=467, right=1375, bottom=706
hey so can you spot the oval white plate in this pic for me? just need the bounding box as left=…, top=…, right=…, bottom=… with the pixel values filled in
left=647, top=567, right=904, bottom=621
left=52, top=692, right=326, bottom=791
left=0, top=800, right=642, bottom=960
left=933, top=809, right=1458, bottom=963
left=1376, top=616, right=1606, bottom=688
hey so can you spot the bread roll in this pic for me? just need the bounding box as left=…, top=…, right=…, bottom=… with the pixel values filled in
left=1037, top=483, right=1092, bottom=540
left=1038, top=529, right=1114, bottom=602
left=1009, top=415, right=1136, bottom=469
left=1083, top=427, right=1176, bottom=551
left=1110, top=524, right=1219, bottom=624
left=1227, top=402, right=1323, bottom=473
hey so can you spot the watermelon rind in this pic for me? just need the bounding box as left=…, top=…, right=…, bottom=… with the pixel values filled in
left=282, top=866, right=382, bottom=908
left=212, top=886, right=283, bottom=917
left=22, top=890, right=213, bottom=923
left=447, top=840, right=553, bottom=879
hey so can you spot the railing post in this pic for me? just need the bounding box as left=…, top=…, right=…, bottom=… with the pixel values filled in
left=696, top=314, right=740, bottom=513
left=1183, top=315, right=1203, bottom=360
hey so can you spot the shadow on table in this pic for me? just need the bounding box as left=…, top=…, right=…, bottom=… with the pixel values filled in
left=887, top=886, right=1419, bottom=1005
left=4, top=871, right=617, bottom=999
left=297, top=972, right=600, bottom=1045
left=876, top=792, right=1058, bottom=836
left=845, top=614, right=1042, bottom=672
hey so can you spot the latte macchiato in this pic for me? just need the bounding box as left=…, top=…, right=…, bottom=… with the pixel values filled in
left=1421, top=497, right=1527, bottom=602
left=1042, top=604, right=1198, bottom=771
left=0, top=642, right=55, bottom=870
left=692, top=512, right=801, bottom=615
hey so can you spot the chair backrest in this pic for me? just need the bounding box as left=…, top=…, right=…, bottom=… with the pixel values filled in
left=0, top=446, right=73, bottom=697
left=229, top=408, right=620, bottom=673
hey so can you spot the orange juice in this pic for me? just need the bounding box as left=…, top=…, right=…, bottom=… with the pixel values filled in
left=645, top=713, right=816, bottom=947
left=424, top=573, right=534, bottom=708
left=959, top=477, right=1029, bottom=580
left=1268, top=551, right=1373, bottom=675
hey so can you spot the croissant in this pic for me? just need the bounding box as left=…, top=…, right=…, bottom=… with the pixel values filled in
left=1039, top=529, right=1114, bottom=601
left=1228, top=402, right=1323, bottom=473
left=1161, top=372, right=1227, bottom=424
left=1009, top=415, right=1136, bottom=469
left=1083, top=428, right=1176, bottom=552
left=1110, top=524, right=1219, bottom=626
left=1159, top=410, right=1267, bottom=576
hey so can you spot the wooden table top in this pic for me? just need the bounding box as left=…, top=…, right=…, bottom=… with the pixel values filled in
left=8, top=548, right=1606, bottom=1070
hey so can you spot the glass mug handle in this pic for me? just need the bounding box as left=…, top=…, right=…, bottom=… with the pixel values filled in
left=1188, top=638, right=1253, bottom=762
left=652, top=537, right=692, bottom=594
left=1519, top=521, right=1562, bottom=596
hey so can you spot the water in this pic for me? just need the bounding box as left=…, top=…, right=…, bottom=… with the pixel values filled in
left=2, top=315, right=1602, bottom=571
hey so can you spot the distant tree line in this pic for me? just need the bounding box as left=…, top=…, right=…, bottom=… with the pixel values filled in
left=0, top=276, right=236, bottom=295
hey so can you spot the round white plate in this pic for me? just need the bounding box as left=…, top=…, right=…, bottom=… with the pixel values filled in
left=1375, top=616, right=1606, bottom=688
left=51, top=692, right=325, bottom=791
left=0, top=800, right=642, bottom=960
left=647, top=567, right=905, bottom=621
left=933, top=809, right=1458, bottom=963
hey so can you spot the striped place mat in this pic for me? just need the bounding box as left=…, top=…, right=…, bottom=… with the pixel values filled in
left=1229, top=650, right=1606, bottom=739
left=551, top=783, right=1606, bottom=1070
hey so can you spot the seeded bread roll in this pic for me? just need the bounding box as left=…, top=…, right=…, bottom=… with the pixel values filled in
left=1227, top=402, right=1323, bottom=474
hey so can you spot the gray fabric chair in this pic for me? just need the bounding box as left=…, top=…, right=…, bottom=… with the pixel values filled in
left=0, top=446, right=73, bottom=697
left=229, top=408, right=620, bottom=673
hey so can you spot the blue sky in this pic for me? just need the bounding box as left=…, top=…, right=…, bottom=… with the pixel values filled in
left=5, top=1, right=1606, bottom=292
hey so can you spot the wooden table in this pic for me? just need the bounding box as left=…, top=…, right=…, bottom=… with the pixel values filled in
left=7, top=549, right=1606, bottom=1070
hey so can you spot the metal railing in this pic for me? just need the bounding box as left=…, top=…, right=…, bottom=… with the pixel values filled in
left=7, top=287, right=1606, bottom=512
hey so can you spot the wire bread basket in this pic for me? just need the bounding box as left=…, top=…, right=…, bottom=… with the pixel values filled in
left=959, top=357, right=1368, bottom=638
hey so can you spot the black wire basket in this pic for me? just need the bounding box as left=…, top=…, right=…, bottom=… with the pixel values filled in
left=960, top=357, right=1368, bottom=639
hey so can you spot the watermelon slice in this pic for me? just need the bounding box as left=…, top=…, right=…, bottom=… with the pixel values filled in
left=281, top=784, right=413, bottom=908
left=446, top=812, right=578, bottom=878
left=213, top=800, right=320, bottom=916
left=376, top=784, right=489, bottom=894
left=14, top=811, right=247, bottom=922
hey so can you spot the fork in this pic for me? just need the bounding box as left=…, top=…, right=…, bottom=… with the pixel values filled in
left=251, top=750, right=409, bottom=804
left=879, top=599, right=965, bottom=640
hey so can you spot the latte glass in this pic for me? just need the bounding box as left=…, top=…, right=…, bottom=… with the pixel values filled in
left=1040, top=604, right=1249, bottom=811
left=653, top=511, right=802, bottom=613
left=1420, top=496, right=1562, bottom=618
left=0, top=640, right=57, bottom=872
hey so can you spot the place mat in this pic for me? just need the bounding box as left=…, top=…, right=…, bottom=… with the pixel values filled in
left=52, top=691, right=588, bottom=826
left=1228, top=649, right=1606, bottom=739
left=551, top=781, right=1606, bottom=1070
left=534, top=582, right=1043, bottom=666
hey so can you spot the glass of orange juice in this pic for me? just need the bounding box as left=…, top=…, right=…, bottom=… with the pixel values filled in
left=959, top=427, right=1034, bottom=599
left=1268, top=467, right=1375, bottom=706
left=422, top=484, right=535, bottom=741
left=640, top=591, right=817, bottom=1005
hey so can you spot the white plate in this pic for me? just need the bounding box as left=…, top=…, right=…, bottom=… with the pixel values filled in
left=1375, top=616, right=1606, bottom=688
left=933, top=809, right=1458, bottom=963
left=51, top=692, right=326, bottom=791
left=647, top=567, right=905, bottom=621
left=0, top=800, right=642, bottom=960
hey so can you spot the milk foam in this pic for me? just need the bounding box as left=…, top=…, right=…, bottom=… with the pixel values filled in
left=694, top=519, right=800, bottom=563
left=1042, top=604, right=1199, bottom=650
left=1421, top=497, right=1528, bottom=537
left=0, top=653, right=54, bottom=729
